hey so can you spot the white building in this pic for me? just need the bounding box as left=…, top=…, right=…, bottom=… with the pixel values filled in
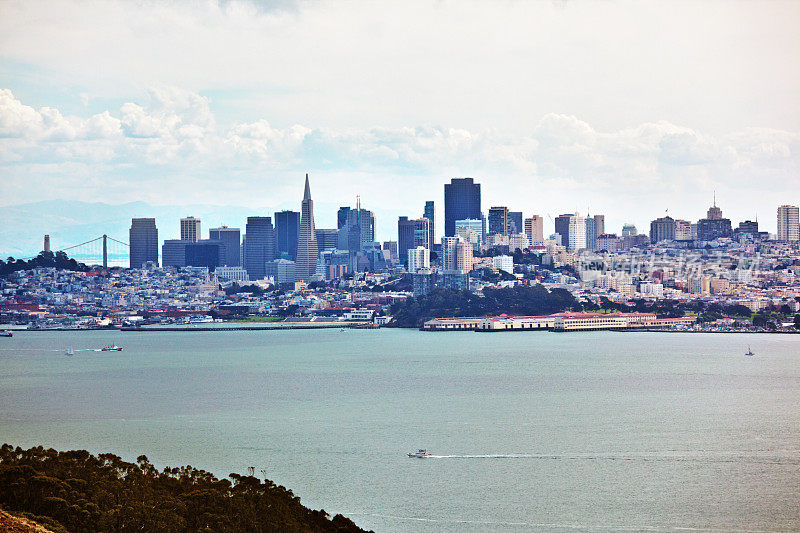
left=777, top=205, right=799, bottom=242
left=508, top=233, right=529, bottom=252
left=524, top=216, right=544, bottom=244
left=455, top=219, right=484, bottom=246
left=407, top=246, right=430, bottom=274
left=675, top=219, right=693, bottom=240
left=568, top=214, right=586, bottom=252
left=492, top=255, right=514, bottom=274
left=215, top=266, right=249, bottom=282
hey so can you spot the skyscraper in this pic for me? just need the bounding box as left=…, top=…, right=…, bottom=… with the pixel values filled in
left=129, top=218, right=159, bottom=268
left=398, top=216, right=430, bottom=263
left=585, top=217, right=597, bottom=250
left=524, top=215, right=544, bottom=245
left=274, top=210, right=300, bottom=260
left=697, top=200, right=732, bottom=241
left=555, top=213, right=586, bottom=252
left=339, top=202, right=375, bottom=253
left=508, top=211, right=523, bottom=235
left=488, top=206, right=509, bottom=236
left=423, top=200, right=435, bottom=248
left=554, top=214, right=572, bottom=248
left=777, top=205, right=799, bottom=242
left=180, top=216, right=201, bottom=242
left=244, top=217, right=275, bottom=280
left=209, top=226, right=240, bottom=266
left=295, top=174, right=318, bottom=281
left=444, top=178, right=481, bottom=237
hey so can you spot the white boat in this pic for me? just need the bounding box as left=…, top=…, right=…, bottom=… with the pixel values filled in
left=0, top=330, right=12, bottom=337
left=66, top=347, right=74, bottom=356
left=100, top=344, right=122, bottom=352
left=407, top=449, right=432, bottom=458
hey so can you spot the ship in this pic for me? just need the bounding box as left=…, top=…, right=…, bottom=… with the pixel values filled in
left=100, top=344, right=122, bottom=351
left=407, top=449, right=432, bottom=458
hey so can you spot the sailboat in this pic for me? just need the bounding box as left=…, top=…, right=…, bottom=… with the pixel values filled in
left=745, top=345, right=754, bottom=356
left=66, top=347, right=74, bottom=356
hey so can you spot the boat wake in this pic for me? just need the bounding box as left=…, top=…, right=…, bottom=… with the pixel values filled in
left=420, top=452, right=799, bottom=464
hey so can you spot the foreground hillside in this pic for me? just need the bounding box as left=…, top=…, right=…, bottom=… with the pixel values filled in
left=0, top=444, right=369, bottom=533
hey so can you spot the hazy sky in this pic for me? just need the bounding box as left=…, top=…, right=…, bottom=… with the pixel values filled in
left=1, top=0, right=798, bottom=239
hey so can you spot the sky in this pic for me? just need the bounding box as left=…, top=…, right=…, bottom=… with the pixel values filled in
left=1, top=0, right=799, bottom=243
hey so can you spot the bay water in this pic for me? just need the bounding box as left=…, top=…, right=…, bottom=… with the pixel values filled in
left=1, top=329, right=798, bottom=531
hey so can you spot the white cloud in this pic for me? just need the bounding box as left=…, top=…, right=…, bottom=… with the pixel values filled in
left=1, top=87, right=797, bottom=238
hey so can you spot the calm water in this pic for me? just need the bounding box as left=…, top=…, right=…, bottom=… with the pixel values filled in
left=1, top=329, right=798, bottom=532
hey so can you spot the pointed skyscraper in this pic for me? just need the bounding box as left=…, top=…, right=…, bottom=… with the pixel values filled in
left=295, top=173, right=319, bottom=281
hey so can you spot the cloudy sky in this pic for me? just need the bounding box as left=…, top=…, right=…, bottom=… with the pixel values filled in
left=1, top=0, right=798, bottom=242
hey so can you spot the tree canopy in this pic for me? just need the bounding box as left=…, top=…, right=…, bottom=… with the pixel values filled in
left=0, top=252, right=89, bottom=278
left=0, top=444, right=368, bottom=533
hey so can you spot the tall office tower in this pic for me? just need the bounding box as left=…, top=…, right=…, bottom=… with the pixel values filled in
left=185, top=239, right=225, bottom=271
left=244, top=216, right=275, bottom=280
left=441, top=236, right=461, bottom=270
left=650, top=216, right=676, bottom=243
left=488, top=206, right=509, bottom=236
left=180, top=216, right=201, bottom=242
left=397, top=216, right=431, bottom=263
left=423, top=200, right=435, bottom=248
left=567, top=214, right=586, bottom=252
left=777, top=205, right=799, bottom=242
left=407, top=246, right=430, bottom=274
left=621, top=224, right=637, bottom=237
left=337, top=207, right=350, bottom=229
left=554, top=214, right=573, bottom=247
left=444, top=177, right=481, bottom=237
left=593, top=215, right=605, bottom=238
left=697, top=200, right=732, bottom=241
left=524, top=215, right=544, bottom=244
left=129, top=218, right=159, bottom=268
left=274, top=210, right=300, bottom=260
left=43, top=234, right=51, bottom=253
left=295, top=174, right=319, bottom=281
left=675, top=219, right=693, bottom=241
left=209, top=226, right=240, bottom=266
left=382, top=241, right=398, bottom=265
left=508, top=211, right=523, bottom=235
left=315, top=228, right=339, bottom=251
left=339, top=202, right=376, bottom=253
left=585, top=216, right=597, bottom=250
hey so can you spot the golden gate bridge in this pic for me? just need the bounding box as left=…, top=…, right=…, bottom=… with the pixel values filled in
left=27, top=234, right=131, bottom=268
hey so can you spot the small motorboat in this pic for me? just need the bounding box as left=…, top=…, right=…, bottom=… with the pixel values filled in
left=66, top=347, right=74, bottom=356
left=0, top=330, right=12, bottom=337
left=100, top=344, right=123, bottom=352
left=407, top=449, right=432, bottom=458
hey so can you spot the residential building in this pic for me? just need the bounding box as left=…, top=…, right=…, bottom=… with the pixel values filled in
left=492, top=255, right=513, bottom=274
left=674, top=219, right=692, bottom=241
left=407, top=246, right=430, bottom=274
left=524, top=215, right=544, bottom=245
left=650, top=216, right=675, bottom=243
left=697, top=201, right=732, bottom=241
left=777, top=205, right=799, bottom=242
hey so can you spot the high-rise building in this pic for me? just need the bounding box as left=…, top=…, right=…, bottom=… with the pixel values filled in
left=441, top=236, right=460, bottom=270
left=315, top=228, right=339, bottom=251
left=488, top=206, right=509, bottom=236
left=650, top=216, right=676, bottom=243
left=508, top=211, right=523, bottom=235
left=407, top=246, right=430, bottom=274
left=337, top=207, right=350, bottom=229
left=777, top=205, right=799, bottom=242
left=180, top=217, right=201, bottom=242
left=338, top=203, right=375, bottom=253
left=593, top=215, right=605, bottom=238
left=295, top=174, right=319, bottom=281
left=444, top=178, right=481, bottom=237
left=274, top=210, right=300, bottom=260
left=524, top=216, right=544, bottom=245
left=244, top=216, right=276, bottom=280
left=585, top=217, right=597, bottom=250
left=697, top=200, right=732, bottom=241
left=423, top=200, right=435, bottom=249
left=129, top=218, right=159, bottom=268
left=209, top=226, right=240, bottom=266
left=674, top=219, right=692, bottom=241
left=454, top=240, right=473, bottom=273
left=621, top=224, right=637, bottom=237
left=185, top=240, right=225, bottom=271
left=398, top=216, right=430, bottom=263
left=555, top=213, right=586, bottom=251
left=455, top=218, right=483, bottom=249
left=382, top=241, right=398, bottom=265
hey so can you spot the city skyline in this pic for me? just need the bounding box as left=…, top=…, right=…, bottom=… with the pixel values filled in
left=1, top=0, right=799, bottom=249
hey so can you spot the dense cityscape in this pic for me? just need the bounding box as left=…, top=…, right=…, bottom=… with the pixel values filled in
left=2, top=174, right=799, bottom=333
